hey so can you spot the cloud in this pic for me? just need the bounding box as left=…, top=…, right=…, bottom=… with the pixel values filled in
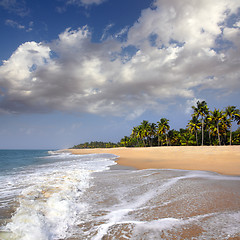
left=185, top=98, right=204, bottom=114
left=5, top=19, right=25, bottom=29
left=5, top=19, right=33, bottom=31
left=0, top=0, right=29, bottom=16
left=100, top=23, right=114, bottom=41
left=0, top=0, right=239, bottom=119
left=66, top=0, right=107, bottom=7
left=0, top=41, right=51, bottom=113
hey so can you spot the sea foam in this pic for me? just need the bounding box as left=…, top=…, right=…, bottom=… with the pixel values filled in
left=0, top=151, right=117, bottom=240
left=1, top=151, right=240, bottom=239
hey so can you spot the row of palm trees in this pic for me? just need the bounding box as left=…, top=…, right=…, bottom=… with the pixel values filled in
left=129, top=119, right=170, bottom=147
left=120, top=101, right=240, bottom=147
left=189, top=101, right=240, bottom=146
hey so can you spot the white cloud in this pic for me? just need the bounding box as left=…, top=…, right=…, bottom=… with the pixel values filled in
left=185, top=98, right=204, bottom=114
left=115, top=26, right=129, bottom=39
left=5, top=19, right=34, bottom=32
left=0, top=0, right=29, bottom=16
left=5, top=19, right=25, bottom=29
left=233, top=21, right=240, bottom=28
left=127, top=0, right=239, bottom=51
left=66, top=0, right=106, bottom=7
left=101, top=23, right=114, bottom=41
left=0, top=0, right=239, bottom=118
left=223, top=27, right=240, bottom=48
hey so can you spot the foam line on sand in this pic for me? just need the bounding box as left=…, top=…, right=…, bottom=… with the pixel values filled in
left=68, top=146, right=240, bottom=176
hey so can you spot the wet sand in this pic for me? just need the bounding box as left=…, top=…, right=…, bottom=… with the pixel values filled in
left=1, top=148, right=239, bottom=239
left=67, top=165, right=240, bottom=239
left=68, top=146, right=240, bottom=176
left=68, top=146, right=240, bottom=239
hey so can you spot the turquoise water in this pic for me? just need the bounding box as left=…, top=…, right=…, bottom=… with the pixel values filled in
left=0, top=150, right=53, bottom=174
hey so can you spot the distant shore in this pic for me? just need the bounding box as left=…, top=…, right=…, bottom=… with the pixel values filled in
left=68, top=146, right=240, bottom=176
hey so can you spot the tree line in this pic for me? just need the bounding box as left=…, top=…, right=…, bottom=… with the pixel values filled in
left=72, top=101, right=240, bottom=149
left=120, top=102, right=240, bottom=147
left=72, top=141, right=118, bottom=149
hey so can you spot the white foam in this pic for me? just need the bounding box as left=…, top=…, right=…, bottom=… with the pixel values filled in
left=135, top=218, right=182, bottom=230
left=0, top=152, right=117, bottom=240
left=92, top=174, right=185, bottom=240
left=198, top=211, right=240, bottom=239
left=4, top=168, right=90, bottom=240
left=91, top=168, right=240, bottom=239
left=2, top=152, right=240, bottom=240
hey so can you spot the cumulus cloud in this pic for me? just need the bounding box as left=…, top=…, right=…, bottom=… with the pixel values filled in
left=0, top=0, right=239, bottom=118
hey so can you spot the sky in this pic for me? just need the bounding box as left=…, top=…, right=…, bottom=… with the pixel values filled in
left=0, top=0, right=239, bottom=149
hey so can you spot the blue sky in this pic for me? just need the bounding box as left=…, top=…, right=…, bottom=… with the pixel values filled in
left=0, top=0, right=239, bottom=149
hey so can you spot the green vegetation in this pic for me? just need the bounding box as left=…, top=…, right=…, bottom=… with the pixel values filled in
left=72, top=101, right=240, bottom=149
left=72, top=141, right=118, bottom=149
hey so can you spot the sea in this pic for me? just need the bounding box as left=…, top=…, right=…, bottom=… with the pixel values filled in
left=0, top=149, right=240, bottom=240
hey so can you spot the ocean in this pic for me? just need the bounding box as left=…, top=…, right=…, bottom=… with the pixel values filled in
left=0, top=150, right=240, bottom=240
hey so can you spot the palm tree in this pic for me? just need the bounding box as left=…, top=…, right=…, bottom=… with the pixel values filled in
left=168, top=129, right=180, bottom=146
left=178, top=129, right=195, bottom=146
left=208, top=109, right=223, bottom=146
left=156, top=122, right=162, bottom=146
left=205, top=114, right=214, bottom=145
left=225, top=106, right=240, bottom=145
left=220, top=113, right=231, bottom=145
left=232, top=128, right=240, bottom=144
left=137, top=125, right=145, bottom=147
left=236, top=112, right=240, bottom=125
left=140, top=120, right=151, bottom=147
left=187, top=116, right=200, bottom=145
left=157, top=118, right=170, bottom=146
left=192, top=101, right=209, bottom=146
left=120, top=136, right=130, bottom=147
left=149, top=123, right=156, bottom=147
left=131, top=126, right=140, bottom=146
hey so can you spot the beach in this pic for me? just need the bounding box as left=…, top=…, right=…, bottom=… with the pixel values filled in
left=68, top=146, right=240, bottom=239
left=1, top=148, right=240, bottom=239
left=69, top=146, right=240, bottom=176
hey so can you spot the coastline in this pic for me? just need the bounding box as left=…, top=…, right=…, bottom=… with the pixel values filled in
left=1, top=149, right=240, bottom=239
left=68, top=146, right=240, bottom=176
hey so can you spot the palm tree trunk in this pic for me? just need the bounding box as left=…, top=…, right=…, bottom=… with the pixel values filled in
left=230, top=125, right=232, bottom=145
left=166, top=135, right=168, bottom=146
left=217, top=123, right=221, bottom=146
left=195, top=130, right=198, bottom=146
left=209, top=131, right=211, bottom=145
left=224, top=130, right=227, bottom=145
left=202, top=117, right=204, bottom=146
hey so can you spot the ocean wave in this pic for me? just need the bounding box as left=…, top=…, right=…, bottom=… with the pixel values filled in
left=0, top=152, right=117, bottom=240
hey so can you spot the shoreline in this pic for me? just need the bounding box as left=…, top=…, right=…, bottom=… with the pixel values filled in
left=68, top=146, right=240, bottom=176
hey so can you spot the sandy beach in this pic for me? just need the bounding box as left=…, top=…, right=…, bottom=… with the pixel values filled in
left=69, top=146, right=240, bottom=176
left=67, top=146, right=240, bottom=238
left=1, top=149, right=240, bottom=239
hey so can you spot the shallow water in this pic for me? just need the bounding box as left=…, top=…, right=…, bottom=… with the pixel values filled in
left=73, top=169, right=240, bottom=240
left=0, top=150, right=240, bottom=239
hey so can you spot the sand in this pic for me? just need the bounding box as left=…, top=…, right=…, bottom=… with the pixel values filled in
left=68, top=146, right=240, bottom=176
